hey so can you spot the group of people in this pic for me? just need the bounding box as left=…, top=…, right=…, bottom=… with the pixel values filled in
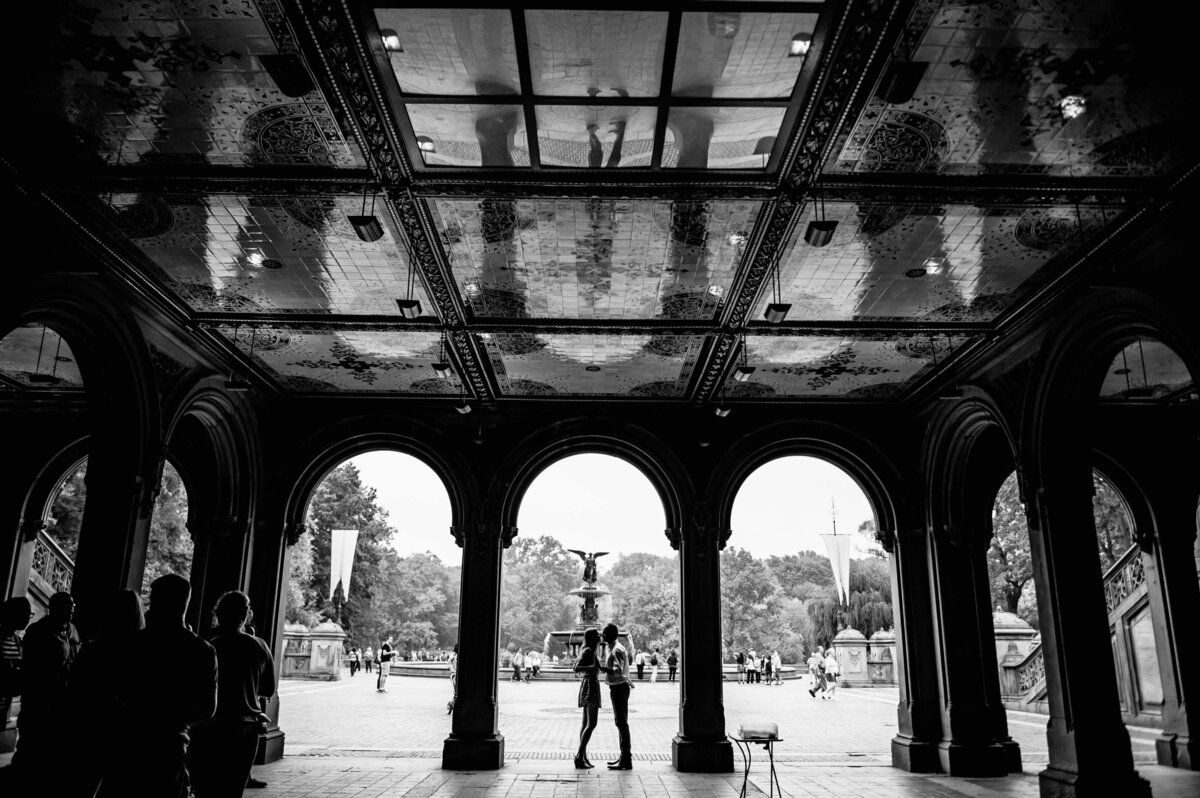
left=508, top=647, right=542, bottom=682
left=345, top=645, right=377, bottom=675
left=733, top=649, right=784, bottom=684
left=632, top=648, right=677, bottom=683
left=346, top=638, right=396, bottom=692
left=806, top=646, right=840, bottom=699
left=0, top=575, right=275, bottom=796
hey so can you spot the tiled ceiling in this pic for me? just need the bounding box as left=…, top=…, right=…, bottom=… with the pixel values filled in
left=10, top=0, right=1194, bottom=405
left=0, top=325, right=85, bottom=390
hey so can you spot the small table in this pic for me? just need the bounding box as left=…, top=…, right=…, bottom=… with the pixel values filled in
left=731, top=735, right=782, bottom=798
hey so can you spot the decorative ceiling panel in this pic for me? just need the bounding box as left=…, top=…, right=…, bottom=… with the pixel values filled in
left=759, top=201, right=1109, bottom=323
left=673, top=12, right=818, bottom=99
left=525, top=10, right=668, bottom=97
left=0, top=325, right=84, bottom=389
left=483, top=332, right=704, bottom=397
left=534, top=106, right=657, bottom=169
left=406, top=104, right=530, bottom=167
left=109, top=193, right=429, bottom=316
left=729, top=333, right=977, bottom=398
left=829, top=0, right=1188, bottom=176
left=376, top=8, right=520, bottom=95
left=1098, top=340, right=1194, bottom=401
left=663, top=107, right=786, bottom=169
left=219, top=327, right=458, bottom=393
left=431, top=199, right=762, bottom=320
left=51, top=0, right=364, bottom=167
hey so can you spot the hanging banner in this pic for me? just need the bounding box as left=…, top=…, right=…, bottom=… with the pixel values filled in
left=329, top=529, right=360, bottom=601
left=820, top=533, right=851, bottom=605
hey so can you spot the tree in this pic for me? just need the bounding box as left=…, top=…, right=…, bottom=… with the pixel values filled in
left=606, top=552, right=680, bottom=653
left=1093, top=472, right=1134, bottom=572
left=806, top=557, right=893, bottom=647
left=501, top=535, right=583, bottom=651
left=987, top=472, right=1034, bottom=622
left=720, top=547, right=774, bottom=655
left=141, top=461, right=194, bottom=597
left=46, top=462, right=87, bottom=559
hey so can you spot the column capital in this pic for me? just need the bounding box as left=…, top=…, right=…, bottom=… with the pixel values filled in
left=21, top=518, right=47, bottom=543
left=283, top=521, right=307, bottom=546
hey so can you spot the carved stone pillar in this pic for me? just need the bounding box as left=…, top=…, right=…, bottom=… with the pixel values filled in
left=672, top=507, right=733, bottom=773
left=889, top=527, right=941, bottom=773
left=1026, top=472, right=1150, bottom=798
left=927, top=527, right=1015, bottom=775
left=442, top=521, right=507, bottom=770
left=1142, top=497, right=1200, bottom=770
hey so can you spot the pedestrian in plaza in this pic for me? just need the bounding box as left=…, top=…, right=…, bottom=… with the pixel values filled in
left=530, top=649, right=541, bottom=679
left=189, top=590, right=276, bottom=798
left=600, top=622, right=633, bottom=770
left=762, top=649, right=773, bottom=684
left=746, top=650, right=758, bottom=684
left=446, top=643, right=458, bottom=715
left=649, top=648, right=660, bottom=682
left=511, top=648, right=524, bottom=682
left=13, top=591, right=80, bottom=777
left=377, top=635, right=395, bottom=692
left=667, top=650, right=678, bottom=683
left=735, top=650, right=745, bottom=683
left=807, top=646, right=826, bottom=697
left=634, top=648, right=645, bottom=681
left=572, top=627, right=601, bottom=769
left=524, top=649, right=536, bottom=682
left=0, top=597, right=31, bottom=739
left=364, top=645, right=374, bottom=673
left=108, top=574, right=218, bottom=798
left=823, top=648, right=840, bottom=699
left=770, top=650, right=783, bottom=685
left=348, top=646, right=359, bottom=676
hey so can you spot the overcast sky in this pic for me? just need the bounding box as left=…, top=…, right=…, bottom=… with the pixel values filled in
left=351, top=450, right=878, bottom=568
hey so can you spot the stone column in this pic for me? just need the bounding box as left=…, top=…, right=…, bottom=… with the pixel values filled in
left=1143, top=495, right=1200, bottom=770
left=927, top=529, right=1014, bottom=775
left=673, top=510, right=733, bottom=773
left=186, top=515, right=253, bottom=634
left=245, top=515, right=294, bottom=764
left=442, top=521, right=505, bottom=770
left=889, top=528, right=941, bottom=773
left=1027, top=472, right=1150, bottom=797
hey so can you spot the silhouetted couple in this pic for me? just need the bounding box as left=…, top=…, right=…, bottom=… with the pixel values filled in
left=573, top=623, right=632, bottom=771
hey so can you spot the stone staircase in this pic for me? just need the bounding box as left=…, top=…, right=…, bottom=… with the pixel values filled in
left=25, top=528, right=74, bottom=620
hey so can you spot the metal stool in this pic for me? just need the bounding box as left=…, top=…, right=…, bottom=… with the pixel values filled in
left=731, top=734, right=782, bottom=798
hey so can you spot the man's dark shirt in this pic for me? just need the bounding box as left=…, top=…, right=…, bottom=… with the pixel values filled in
left=207, top=629, right=276, bottom=721
left=120, top=625, right=217, bottom=737
left=20, top=616, right=80, bottom=704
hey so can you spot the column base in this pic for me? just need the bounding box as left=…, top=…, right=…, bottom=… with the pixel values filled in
left=1156, top=732, right=1198, bottom=770
left=891, top=735, right=940, bottom=773
left=938, top=741, right=1008, bottom=777
left=255, top=725, right=285, bottom=764
left=998, top=738, right=1023, bottom=773
left=672, top=736, right=734, bottom=773
left=442, top=734, right=505, bottom=770
left=1038, top=765, right=1152, bottom=798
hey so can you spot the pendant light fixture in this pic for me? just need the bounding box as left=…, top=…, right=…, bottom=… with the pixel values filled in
left=28, top=325, right=61, bottom=384
left=804, top=188, right=836, bottom=247
left=763, top=253, right=790, bottom=324
left=395, top=240, right=423, bottom=318
left=1124, top=338, right=1155, bottom=399
left=432, top=332, right=451, bottom=378
left=349, top=184, right=384, bottom=243
left=733, top=336, right=756, bottom=382
left=224, top=327, right=252, bottom=392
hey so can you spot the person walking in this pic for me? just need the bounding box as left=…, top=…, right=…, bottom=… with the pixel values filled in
left=649, top=648, right=660, bottom=682
left=524, top=649, right=536, bottom=683
left=823, top=648, right=840, bottom=699
left=762, top=650, right=773, bottom=684
left=189, top=591, right=276, bottom=798
left=600, top=623, right=633, bottom=770
left=529, top=649, right=541, bottom=679
left=770, top=650, right=783, bottom=685
left=634, top=648, right=645, bottom=681
left=807, top=646, right=826, bottom=697
left=572, top=627, right=601, bottom=769
left=363, top=646, right=374, bottom=674
left=377, top=636, right=395, bottom=692
left=666, top=650, right=678, bottom=683
left=511, top=648, right=524, bottom=682
left=735, top=650, right=745, bottom=683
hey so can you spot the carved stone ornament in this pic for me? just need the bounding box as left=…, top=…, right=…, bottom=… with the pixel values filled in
left=21, top=518, right=48, bottom=543
left=451, top=525, right=464, bottom=548
left=501, top=525, right=519, bottom=549
left=284, top=522, right=307, bottom=547
left=663, top=527, right=681, bottom=550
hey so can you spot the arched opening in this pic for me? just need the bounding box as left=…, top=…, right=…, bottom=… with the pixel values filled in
left=500, top=452, right=674, bottom=761
left=278, top=449, right=456, bottom=750
left=724, top=454, right=893, bottom=755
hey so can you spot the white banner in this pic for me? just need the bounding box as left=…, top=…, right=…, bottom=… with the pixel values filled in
left=329, top=529, right=360, bottom=601
left=821, top=533, right=851, bottom=605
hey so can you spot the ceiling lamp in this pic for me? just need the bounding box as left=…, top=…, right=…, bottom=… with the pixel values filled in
left=763, top=237, right=790, bottom=324
left=27, top=325, right=62, bottom=384
left=416, top=136, right=436, bottom=153
left=1060, top=94, right=1086, bottom=120
left=432, top=333, right=451, bottom=378
left=395, top=298, right=422, bottom=318
left=380, top=29, right=403, bottom=52
left=224, top=327, right=254, bottom=393
left=714, top=406, right=732, bottom=417
left=455, top=376, right=472, bottom=414
left=923, top=258, right=944, bottom=275
left=348, top=184, right=384, bottom=242
left=456, top=401, right=473, bottom=414
left=804, top=189, right=837, bottom=247
left=708, top=12, right=740, bottom=38
left=789, top=33, right=812, bottom=57
left=876, top=60, right=928, bottom=105
left=733, top=337, right=755, bottom=382
left=259, top=54, right=315, bottom=98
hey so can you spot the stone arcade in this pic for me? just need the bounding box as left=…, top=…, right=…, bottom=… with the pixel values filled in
left=1, top=2, right=1198, bottom=797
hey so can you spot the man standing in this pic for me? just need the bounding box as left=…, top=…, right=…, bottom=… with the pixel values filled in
left=666, top=650, right=678, bottom=683
left=0, top=597, right=32, bottom=745
left=14, top=591, right=80, bottom=775
left=377, top=636, right=395, bottom=693
left=189, top=591, right=275, bottom=797
left=649, top=648, right=660, bottom=683
left=600, top=623, right=632, bottom=770
left=634, top=648, right=645, bottom=681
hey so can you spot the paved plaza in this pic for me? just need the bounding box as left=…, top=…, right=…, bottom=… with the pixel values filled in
left=240, top=672, right=1195, bottom=797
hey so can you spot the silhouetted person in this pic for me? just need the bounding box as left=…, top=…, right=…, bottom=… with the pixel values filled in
left=107, top=574, right=216, bottom=798
left=189, top=590, right=275, bottom=798
left=14, top=591, right=79, bottom=776
left=600, top=622, right=633, bottom=769
left=71, top=589, right=144, bottom=796
left=0, top=596, right=31, bottom=733
left=572, top=627, right=601, bottom=769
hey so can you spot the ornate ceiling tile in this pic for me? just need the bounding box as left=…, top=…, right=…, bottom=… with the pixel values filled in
left=1098, top=339, right=1194, bottom=401
left=828, top=0, right=1189, bottom=177
left=730, top=333, right=977, bottom=398
left=430, top=198, right=763, bottom=320
left=0, top=325, right=85, bottom=389
left=482, top=332, right=703, bottom=397
left=759, top=201, right=1110, bottom=323
left=218, top=326, right=457, bottom=393
left=47, top=0, right=363, bottom=167
left=108, top=193, right=430, bottom=316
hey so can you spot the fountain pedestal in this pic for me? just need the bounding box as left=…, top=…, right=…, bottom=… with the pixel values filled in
left=543, top=583, right=633, bottom=664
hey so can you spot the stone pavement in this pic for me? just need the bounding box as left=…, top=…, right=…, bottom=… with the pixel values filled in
left=277, top=672, right=1161, bottom=768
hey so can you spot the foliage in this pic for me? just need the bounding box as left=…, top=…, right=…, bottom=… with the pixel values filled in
left=500, top=536, right=585, bottom=652
left=1093, top=472, right=1134, bottom=571
left=46, top=463, right=87, bottom=558
left=805, top=557, right=893, bottom=648
left=141, top=461, right=194, bottom=598
left=605, top=552, right=680, bottom=655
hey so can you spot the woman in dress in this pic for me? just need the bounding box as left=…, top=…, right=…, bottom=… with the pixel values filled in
left=573, top=627, right=601, bottom=769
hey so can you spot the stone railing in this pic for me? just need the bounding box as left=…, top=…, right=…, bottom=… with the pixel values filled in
left=1016, top=645, right=1045, bottom=693
left=29, top=530, right=74, bottom=600
left=1103, top=544, right=1145, bottom=615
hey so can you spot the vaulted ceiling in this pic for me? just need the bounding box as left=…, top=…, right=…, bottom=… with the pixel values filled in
left=3, top=0, right=1194, bottom=406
